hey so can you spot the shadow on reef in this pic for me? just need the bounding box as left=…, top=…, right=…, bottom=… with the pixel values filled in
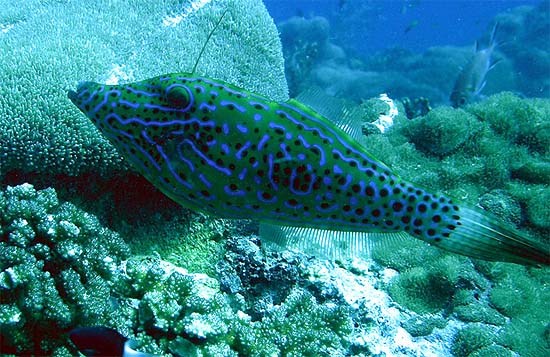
left=2, top=170, right=183, bottom=227
left=217, top=235, right=344, bottom=321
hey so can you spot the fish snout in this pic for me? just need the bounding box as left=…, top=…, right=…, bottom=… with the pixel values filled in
left=68, top=81, right=101, bottom=112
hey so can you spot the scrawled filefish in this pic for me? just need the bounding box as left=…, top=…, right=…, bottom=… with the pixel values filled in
left=450, top=22, right=501, bottom=107
left=68, top=74, right=549, bottom=266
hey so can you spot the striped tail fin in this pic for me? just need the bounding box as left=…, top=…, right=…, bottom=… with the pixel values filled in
left=436, top=206, right=549, bottom=266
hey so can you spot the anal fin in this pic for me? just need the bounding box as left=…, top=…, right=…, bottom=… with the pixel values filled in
left=259, top=223, right=411, bottom=261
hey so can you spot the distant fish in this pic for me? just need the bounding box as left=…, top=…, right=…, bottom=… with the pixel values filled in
left=404, top=20, right=419, bottom=34
left=450, top=22, right=501, bottom=107
left=69, top=326, right=158, bottom=357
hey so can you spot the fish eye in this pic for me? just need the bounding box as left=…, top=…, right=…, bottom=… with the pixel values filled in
left=164, top=84, right=192, bottom=110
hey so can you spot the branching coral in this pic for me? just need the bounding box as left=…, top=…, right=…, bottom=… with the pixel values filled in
left=0, top=183, right=130, bottom=355
left=115, top=253, right=352, bottom=356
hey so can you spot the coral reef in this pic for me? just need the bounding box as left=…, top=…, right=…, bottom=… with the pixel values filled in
left=0, top=189, right=352, bottom=355
left=0, top=0, right=287, bottom=180
left=0, top=183, right=130, bottom=355
left=494, top=1, right=550, bottom=97
left=451, top=324, right=497, bottom=357
left=278, top=16, right=345, bottom=96
left=367, top=92, right=550, bottom=357
left=1, top=1, right=547, bottom=356
left=400, top=107, right=482, bottom=156
left=105, top=242, right=355, bottom=356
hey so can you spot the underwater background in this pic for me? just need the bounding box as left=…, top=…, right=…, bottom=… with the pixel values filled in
left=0, top=0, right=549, bottom=356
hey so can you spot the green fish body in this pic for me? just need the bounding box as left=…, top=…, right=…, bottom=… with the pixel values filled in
left=68, top=73, right=549, bottom=266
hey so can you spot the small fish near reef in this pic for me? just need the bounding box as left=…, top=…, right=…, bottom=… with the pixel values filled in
left=450, top=22, right=501, bottom=107
left=69, top=326, right=158, bottom=356
left=68, top=72, right=549, bottom=267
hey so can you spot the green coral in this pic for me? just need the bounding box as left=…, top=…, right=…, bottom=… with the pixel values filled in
left=234, top=288, right=352, bottom=356
left=467, top=93, right=550, bottom=155
left=0, top=0, right=287, bottom=179
left=363, top=93, right=549, bottom=356
left=0, top=183, right=130, bottom=355
left=482, top=263, right=550, bottom=356
left=401, top=106, right=482, bottom=156
left=525, top=186, right=550, bottom=229
left=116, top=212, right=230, bottom=277
left=452, top=288, right=506, bottom=325
left=365, top=94, right=550, bottom=206
left=387, top=255, right=486, bottom=314
left=402, top=315, right=447, bottom=337
left=116, top=255, right=352, bottom=356
left=451, top=324, right=496, bottom=357
left=372, top=236, right=441, bottom=272
left=469, top=345, right=513, bottom=357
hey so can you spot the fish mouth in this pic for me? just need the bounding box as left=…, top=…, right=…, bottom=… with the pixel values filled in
left=67, top=89, right=79, bottom=104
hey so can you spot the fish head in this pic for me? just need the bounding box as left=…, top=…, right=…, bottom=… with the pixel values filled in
left=68, top=73, right=207, bottom=178
left=68, top=73, right=250, bottom=211
left=68, top=73, right=197, bottom=143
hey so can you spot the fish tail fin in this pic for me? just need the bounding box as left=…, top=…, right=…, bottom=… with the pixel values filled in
left=488, top=21, right=508, bottom=53
left=435, top=206, right=549, bottom=266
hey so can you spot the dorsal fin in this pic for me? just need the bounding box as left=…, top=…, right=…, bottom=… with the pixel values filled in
left=294, top=88, right=364, bottom=141
left=192, top=8, right=229, bottom=73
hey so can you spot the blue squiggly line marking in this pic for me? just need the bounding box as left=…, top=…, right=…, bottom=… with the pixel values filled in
left=224, top=185, right=246, bottom=196
left=297, top=134, right=326, bottom=166
left=181, top=139, right=231, bottom=176
left=258, top=134, right=270, bottom=151
left=249, top=100, right=269, bottom=110
left=236, top=141, right=251, bottom=160
left=157, top=143, right=194, bottom=190
left=125, top=86, right=161, bottom=97
left=236, top=124, right=248, bottom=133
left=267, top=154, right=278, bottom=190
left=199, top=173, right=212, bottom=189
left=93, top=89, right=120, bottom=114
left=220, top=100, right=247, bottom=113
left=199, top=102, right=217, bottom=111
left=119, top=99, right=141, bottom=109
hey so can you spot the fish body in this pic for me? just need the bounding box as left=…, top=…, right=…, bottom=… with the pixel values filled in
left=68, top=73, right=549, bottom=266
left=450, top=23, right=500, bottom=107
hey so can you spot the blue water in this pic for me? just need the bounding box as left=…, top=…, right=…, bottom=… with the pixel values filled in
left=264, top=0, right=544, bottom=53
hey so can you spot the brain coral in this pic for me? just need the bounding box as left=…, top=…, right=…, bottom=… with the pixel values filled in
left=0, top=0, right=287, bottom=179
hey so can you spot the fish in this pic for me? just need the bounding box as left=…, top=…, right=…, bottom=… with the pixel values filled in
left=450, top=22, right=501, bottom=107
left=404, top=20, right=419, bottom=34
left=67, top=73, right=549, bottom=266
left=69, top=326, right=159, bottom=357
